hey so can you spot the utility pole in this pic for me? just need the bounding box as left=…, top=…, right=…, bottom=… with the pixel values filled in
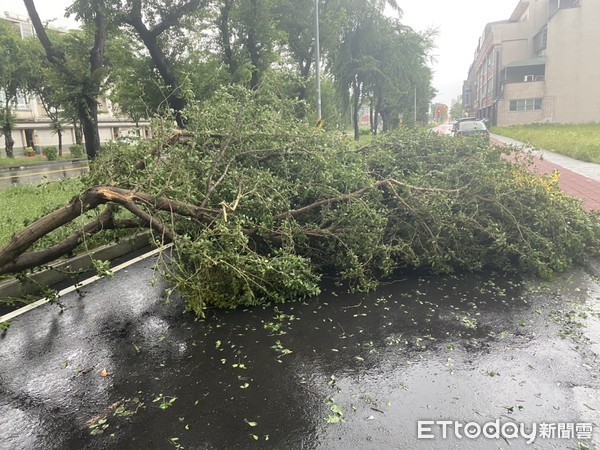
left=314, top=0, right=322, bottom=127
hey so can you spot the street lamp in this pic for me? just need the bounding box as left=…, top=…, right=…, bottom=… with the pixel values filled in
left=314, top=0, right=322, bottom=126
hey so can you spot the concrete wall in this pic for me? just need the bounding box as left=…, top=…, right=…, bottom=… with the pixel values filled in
left=469, top=0, right=599, bottom=126
left=499, top=39, right=530, bottom=67
left=497, top=81, right=545, bottom=125
left=545, top=1, right=600, bottom=123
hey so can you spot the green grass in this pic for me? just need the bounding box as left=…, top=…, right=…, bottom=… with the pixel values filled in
left=0, top=156, right=47, bottom=166
left=492, top=123, right=600, bottom=164
left=0, top=177, right=143, bottom=274
left=0, top=178, right=84, bottom=247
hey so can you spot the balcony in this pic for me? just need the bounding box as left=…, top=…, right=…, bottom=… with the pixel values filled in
left=501, top=57, right=546, bottom=85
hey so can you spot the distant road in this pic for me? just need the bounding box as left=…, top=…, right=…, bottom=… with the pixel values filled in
left=0, top=160, right=88, bottom=187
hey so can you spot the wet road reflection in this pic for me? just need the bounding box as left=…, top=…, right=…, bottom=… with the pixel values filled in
left=0, top=161, right=88, bottom=186
left=0, top=258, right=598, bottom=449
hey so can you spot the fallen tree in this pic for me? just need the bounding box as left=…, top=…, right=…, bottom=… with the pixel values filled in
left=1, top=86, right=599, bottom=316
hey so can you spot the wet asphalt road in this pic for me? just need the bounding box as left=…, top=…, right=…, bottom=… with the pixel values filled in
left=0, top=160, right=88, bottom=186
left=0, top=253, right=599, bottom=450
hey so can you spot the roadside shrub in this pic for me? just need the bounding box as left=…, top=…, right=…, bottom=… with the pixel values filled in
left=42, top=146, right=58, bottom=161
left=69, top=144, right=84, bottom=158
left=25, top=147, right=36, bottom=157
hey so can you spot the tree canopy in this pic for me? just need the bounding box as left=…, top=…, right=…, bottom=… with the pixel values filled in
left=22, top=0, right=438, bottom=141
left=0, top=19, right=33, bottom=158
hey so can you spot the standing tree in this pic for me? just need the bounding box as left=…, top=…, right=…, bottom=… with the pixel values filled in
left=215, top=0, right=280, bottom=90
left=0, top=19, right=31, bottom=158
left=330, top=1, right=435, bottom=138
left=22, top=37, right=69, bottom=155
left=331, top=5, right=391, bottom=140
left=24, top=0, right=107, bottom=159
left=106, top=0, right=204, bottom=128
left=104, top=30, right=165, bottom=127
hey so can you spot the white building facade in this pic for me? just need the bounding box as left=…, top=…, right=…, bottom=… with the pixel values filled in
left=464, top=0, right=598, bottom=126
left=1, top=12, right=149, bottom=156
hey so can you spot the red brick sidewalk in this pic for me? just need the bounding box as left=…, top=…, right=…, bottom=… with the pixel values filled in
left=492, top=138, right=600, bottom=211
left=529, top=157, right=600, bottom=211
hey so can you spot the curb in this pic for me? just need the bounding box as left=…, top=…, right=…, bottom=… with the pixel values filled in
left=0, top=244, right=172, bottom=324
left=0, top=233, right=151, bottom=300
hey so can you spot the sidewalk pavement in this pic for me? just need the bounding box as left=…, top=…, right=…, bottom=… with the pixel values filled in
left=491, top=134, right=600, bottom=211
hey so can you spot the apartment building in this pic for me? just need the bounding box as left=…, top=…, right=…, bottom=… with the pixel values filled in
left=463, top=0, right=598, bottom=126
left=1, top=12, right=148, bottom=156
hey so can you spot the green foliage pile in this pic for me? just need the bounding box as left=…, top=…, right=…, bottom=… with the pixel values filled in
left=86, top=87, right=600, bottom=316
left=493, top=123, right=600, bottom=164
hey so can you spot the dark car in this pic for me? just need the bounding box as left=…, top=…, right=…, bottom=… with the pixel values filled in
left=452, top=120, right=490, bottom=140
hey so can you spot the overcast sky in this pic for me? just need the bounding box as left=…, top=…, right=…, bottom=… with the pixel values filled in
left=396, top=0, right=517, bottom=105
left=1, top=0, right=519, bottom=106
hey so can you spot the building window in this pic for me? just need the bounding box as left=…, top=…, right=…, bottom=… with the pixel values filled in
left=0, top=90, right=30, bottom=109
left=509, top=98, right=543, bottom=111
left=19, top=23, right=35, bottom=38
left=16, top=92, right=29, bottom=110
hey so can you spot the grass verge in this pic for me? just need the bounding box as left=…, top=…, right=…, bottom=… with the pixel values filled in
left=492, top=123, right=600, bottom=164
left=0, top=178, right=139, bottom=252
left=0, top=178, right=84, bottom=247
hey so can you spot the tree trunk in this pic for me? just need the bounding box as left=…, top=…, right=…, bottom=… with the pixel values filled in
left=74, top=121, right=83, bottom=145
left=2, top=102, right=14, bottom=158
left=4, top=130, right=14, bottom=159
left=219, top=0, right=236, bottom=79
left=381, top=110, right=389, bottom=132
left=296, top=57, right=312, bottom=103
left=137, top=30, right=185, bottom=127
left=294, top=55, right=313, bottom=118
left=372, top=105, right=381, bottom=135
left=58, top=129, right=63, bottom=156
left=247, top=0, right=261, bottom=90
left=352, top=77, right=360, bottom=141
left=79, top=97, right=100, bottom=160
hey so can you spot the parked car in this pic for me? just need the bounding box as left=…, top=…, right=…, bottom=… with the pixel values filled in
left=452, top=120, right=490, bottom=140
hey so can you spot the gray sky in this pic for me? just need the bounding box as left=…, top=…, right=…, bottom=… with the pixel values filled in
left=396, top=0, right=517, bottom=106
left=1, top=0, right=518, bottom=106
